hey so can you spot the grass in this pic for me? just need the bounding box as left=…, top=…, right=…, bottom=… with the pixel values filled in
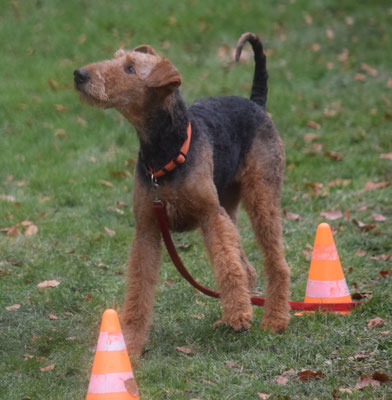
left=0, top=0, right=391, bottom=399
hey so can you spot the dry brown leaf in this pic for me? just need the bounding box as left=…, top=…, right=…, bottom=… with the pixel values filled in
left=48, top=79, right=59, bottom=90
left=372, top=371, right=390, bottom=383
left=372, top=213, right=386, bottom=222
left=387, top=77, right=392, bottom=88
left=40, top=364, right=55, bottom=372
left=355, top=376, right=380, bottom=389
left=104, top=227, right=115, bottom=237
left=364, top=181, right=390, bottom=191
left=285, top=211, right=301, bottom=221
left=275, top=375, right=289, bottom=385
left=325, top=151, right=343, bottom=161
left=328, top=178, right=351, bottom=187
left=380, top=270, right=389, bottom=278
left=380, top=153, right=392, bottom=160
left=54, top=129, right=66, bottom=138
left=7, top=226, right=21, bottom=237
left=307, top=120, right=321, bottom=130
left=325, top=28, right=334, bottom=39
left=345, top=16, right=354, bottom=25
left=124, top=377, right=140, bottom=397
left=297, top=370, right=325, bottom=382
left=320, top=210, right=342, bottom=220
left=354, top=73, right=366, bottom=82
left=355, top=250, right=367, bottom=257
left=176, top=346, right=196, bottom=355
left=99, top=180, right=113, bottom=188
left=76, top=116, right=87, bottom=127
left=338, top=48, right=349, bottom=62
left=367, top=317, right=385, bottom=328
left=361, top=63, right=378, bottom=76
left=55, top=104, right=68, bottom=112
left=6, top=304, right=21, bottom=311
left=258, top=394, right=271, bottom=399
left=78, top=34, right=87, bottom=44
left=310, top=43, right=320, bottom=52
left=48, top=313, right=58, bottom=320
left=304, top=133, right=319, bottom=143
left=304, top=14, right=313, bottom=25
left=339, top=388, right=353, bottom=394
left=25, top=224, right=38, bottom=236
left=37, top=280, right=61, bottom=288
left=369, top=254, right=390, bottom=261
left=225, top=361, right=238, bottom=368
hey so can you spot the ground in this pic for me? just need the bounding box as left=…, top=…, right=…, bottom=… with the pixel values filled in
left=0, top=0, right=391, bottom=399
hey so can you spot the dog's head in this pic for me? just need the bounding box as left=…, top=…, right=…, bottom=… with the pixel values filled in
left=74, top=45, right=182, bottom=126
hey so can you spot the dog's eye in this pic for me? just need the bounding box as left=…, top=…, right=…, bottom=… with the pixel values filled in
left=124, top=65, right=135, bottom=74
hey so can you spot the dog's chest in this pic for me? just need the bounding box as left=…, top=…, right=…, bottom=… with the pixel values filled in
left=162, top=199, right=201, bottom=232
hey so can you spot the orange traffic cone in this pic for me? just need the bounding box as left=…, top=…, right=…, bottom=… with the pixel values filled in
left=302, top=222, right=352, bottom=314
left=86, top=309, right=139, bottom=400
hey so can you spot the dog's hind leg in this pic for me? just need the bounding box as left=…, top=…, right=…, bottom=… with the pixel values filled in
left=220, top=184, right=258, bottom=292
left=240, top=135, right=291, bottom=333
left=201, top=207, right=253, bottom=332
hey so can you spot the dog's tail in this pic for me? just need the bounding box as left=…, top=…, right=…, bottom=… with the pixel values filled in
left=235, top=32, right=268, bottom=109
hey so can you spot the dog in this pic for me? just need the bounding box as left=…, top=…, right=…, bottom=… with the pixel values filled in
left=74, top=32, right=291, bottom=358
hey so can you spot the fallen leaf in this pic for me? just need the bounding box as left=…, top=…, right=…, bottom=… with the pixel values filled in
left=99, top=180, right=113, bottom=188
left=355, top=376, right=380, bottom=389
left=387, top=77, right=392, bottom=88
left=6, top=304, right=21, bottom=311
left=355, top=250, right=367, bottom=257
left=304, top=14, right=313, bottom=25
left=354, top=73, right=366, bottom=82
left=338, top=49, right=349, bottom=62
left=225, top=361, right=238, bottom=368
left=104, top=227, right=115, bottom=237
left=176, top=346, right=196, bottom=355
left=124, top=377, right=139, bottom=396
left=328, top=179, right=351, bottom=187
left=0, top=194, right=16, bottom=202
left=320, top=210, right=342, bottom=220
left=37, top=280, right=61, bottom=288
left=284, top=209, right=301, bottom=220
left=325, top=151, right=343, bottom=161
left=275, top=375, right=289, bottom=385
left=78, top=33, right=87, bottom=44
left=55, top=104, right=68, bottom=112
left=297, top=370, right=325, bottom=382
left=7, top=225, right=20, bottom=237
left=40, top=364, right=55, bottom=372
left=48, top=313, right=58, bottom=320
left=364, top=181, right=390, bottom=191
left=339, top=388, right=353, bottom=394
left=369, top=254, right=390, bottom=261
left=345, top=16, right=354, bottom=25
left=373, top=371, right=390, bottom=383
left=380, top=270, right=389, bottom=278
left=109, top=170, right=131, bottom=179
left=325, top=28, right=334, bottom=39
left=48, top=79, right=59, bottom=90
left=367, top=317, right=385, bottom=328
left=24, top=224, right=38, bottom=236
left=380, top=330, right=390, bottom=335
left=379, top=153, right=392, bottom=160
left=54, top=129, right=66, bottom=138
left=307, top=120, right=320, bottom=130
left=258, top=394, right=271, bottom=399
left=76, top=116, right=87, bottom=126
left=352, top=292, right=373, bottom=300
left=304, top=133, right=319, bottom=143
left=372, top=213, right=386, bottom=222
left=361, top=63, right=378, bottom=76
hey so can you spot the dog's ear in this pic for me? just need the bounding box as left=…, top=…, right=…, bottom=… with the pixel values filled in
left=133, top=45, right=159, bottom=56
left=145, top=58, right=182, bottom=93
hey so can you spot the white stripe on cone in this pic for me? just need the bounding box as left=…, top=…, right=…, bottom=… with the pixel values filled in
left=305, top=279, right=350, bottom=298
left=88, top=372, right=134, bottom=394
left=96, top=332, right=126, bottom=351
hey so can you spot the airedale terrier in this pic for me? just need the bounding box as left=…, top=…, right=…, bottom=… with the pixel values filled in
left=74, top=33, right=291, bottom=357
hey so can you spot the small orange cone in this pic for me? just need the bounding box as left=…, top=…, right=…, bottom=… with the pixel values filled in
left=86, top=309, right=139, bottom=400
left=299, top=223, right=352, bottom=315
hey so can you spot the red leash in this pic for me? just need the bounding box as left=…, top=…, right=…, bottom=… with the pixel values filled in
left=153, top=202, right=360, bottom=312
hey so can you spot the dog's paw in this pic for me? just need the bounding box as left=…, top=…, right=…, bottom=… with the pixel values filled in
left=261, top=314, right=290, bottom=333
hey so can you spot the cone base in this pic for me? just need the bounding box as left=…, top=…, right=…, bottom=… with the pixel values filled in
left=304, top=295, right=352, bottom=315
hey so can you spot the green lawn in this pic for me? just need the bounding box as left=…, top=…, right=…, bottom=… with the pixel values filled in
left=1, top=0, right=391, bottom=399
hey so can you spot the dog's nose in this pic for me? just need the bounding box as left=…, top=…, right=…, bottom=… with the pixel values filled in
left=74, top=69, right=90, bottom=85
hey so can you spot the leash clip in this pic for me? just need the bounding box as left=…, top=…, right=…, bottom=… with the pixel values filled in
left=151, top=174, right=162, bottom=205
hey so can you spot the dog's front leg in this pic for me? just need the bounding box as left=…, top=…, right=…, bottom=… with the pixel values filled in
left=122, top=223, right=162, bottom=359
left=201, top=208, right=253, bottom=332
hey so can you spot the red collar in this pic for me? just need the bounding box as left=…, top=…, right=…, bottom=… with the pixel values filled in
left=146, top=122, right=192, bottom=179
